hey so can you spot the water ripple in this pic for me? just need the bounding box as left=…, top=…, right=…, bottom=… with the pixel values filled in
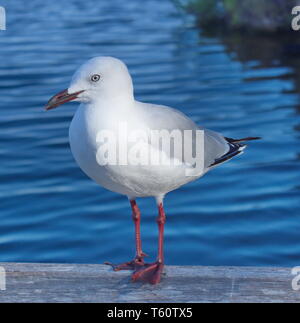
left=0, top=0, right=299, bottom=266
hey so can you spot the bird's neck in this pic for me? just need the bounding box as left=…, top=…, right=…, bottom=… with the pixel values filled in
left=84, top=94, right=136, bottom=115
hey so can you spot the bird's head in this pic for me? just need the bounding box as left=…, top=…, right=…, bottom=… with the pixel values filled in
left=45, top=56, right=134, bottom=110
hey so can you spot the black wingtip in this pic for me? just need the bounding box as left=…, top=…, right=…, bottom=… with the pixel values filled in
left=225, top=136, right=262, bottom=143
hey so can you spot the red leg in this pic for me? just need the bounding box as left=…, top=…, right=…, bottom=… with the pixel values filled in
left=105, top=199, right=147, bottom=271
left=132, top=201, right=166, bottom=284
left=131, top=200, right=147, bottom=260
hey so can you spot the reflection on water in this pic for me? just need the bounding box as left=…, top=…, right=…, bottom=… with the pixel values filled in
left=0, top=0, right=299, bottom=267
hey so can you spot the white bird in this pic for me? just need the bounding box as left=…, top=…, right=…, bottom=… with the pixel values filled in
left=45, top=57, right=260, bottom=284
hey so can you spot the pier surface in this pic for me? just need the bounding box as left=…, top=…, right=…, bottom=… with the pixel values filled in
left=0, top=263, right=299, bottom=303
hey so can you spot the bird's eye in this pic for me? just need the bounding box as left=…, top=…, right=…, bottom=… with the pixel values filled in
left=91, top=74, right=101, bottom=82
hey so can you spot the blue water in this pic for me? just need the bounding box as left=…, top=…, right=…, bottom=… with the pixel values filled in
left=0, top=0, right=299, bottom=267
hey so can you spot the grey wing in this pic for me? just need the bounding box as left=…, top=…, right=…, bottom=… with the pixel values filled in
left=137, top=102, right=231, bottom=170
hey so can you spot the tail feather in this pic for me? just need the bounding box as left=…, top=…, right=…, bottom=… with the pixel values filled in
left=210, top=136, right=261, bottom=167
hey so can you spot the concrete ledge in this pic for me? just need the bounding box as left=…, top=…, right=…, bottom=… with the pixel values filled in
left=0, top=263, right=298, bottom=303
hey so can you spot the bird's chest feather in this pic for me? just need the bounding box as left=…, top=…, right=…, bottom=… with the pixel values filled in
left=68, top=104, right=197, bottom=197
left=69, top=105, right=157, bottom=195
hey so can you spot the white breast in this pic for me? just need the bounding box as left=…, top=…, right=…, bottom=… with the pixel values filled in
left=69, top=102, right=201, bottom=198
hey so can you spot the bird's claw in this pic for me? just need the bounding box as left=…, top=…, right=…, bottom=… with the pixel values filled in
left=104, top=253, right=148, bottom=271
left=131, top=261, right=164, bottom=284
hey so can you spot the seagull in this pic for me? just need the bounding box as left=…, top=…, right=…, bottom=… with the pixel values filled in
left=45, top=56, right=260, bottom=284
